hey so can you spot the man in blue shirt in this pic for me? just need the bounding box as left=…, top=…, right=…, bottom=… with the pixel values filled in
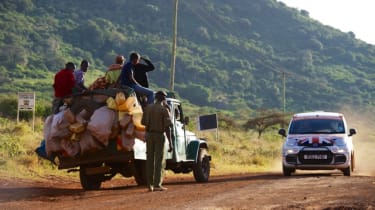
left=120, top=52, right=154, bottom=104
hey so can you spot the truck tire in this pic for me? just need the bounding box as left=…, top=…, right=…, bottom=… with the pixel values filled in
left=79, top=166, right=102, bottom=190
left=193, top=148, right=210, bottom=182
left=133, top=160, right=147, bottom=186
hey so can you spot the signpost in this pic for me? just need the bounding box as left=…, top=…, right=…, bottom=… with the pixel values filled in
left=198, top=114, right=219, bottom=141
left=17, top=92, right=35, bottom=131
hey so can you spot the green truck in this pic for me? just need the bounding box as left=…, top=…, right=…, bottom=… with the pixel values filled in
left=56, top=89, right=211, bottom=190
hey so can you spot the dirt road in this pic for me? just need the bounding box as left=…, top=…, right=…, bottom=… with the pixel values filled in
left=0, top=171, right=374, bottom=210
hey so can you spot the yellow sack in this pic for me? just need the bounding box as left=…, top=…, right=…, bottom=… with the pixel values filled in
left=69, top=122, right=86, bottom=133
left=127, top=96, right=143, bottom=113
left=117, top=102, right=130, bottom=112
left=124, top=96, right=136, bottom=112
left=115, top=92, right=126, bottom=106
left=106, top=97, right=118, bottom=110
left=132, top=111, right=145, bottom=131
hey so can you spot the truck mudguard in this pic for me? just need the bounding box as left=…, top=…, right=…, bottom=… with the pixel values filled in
left=186, top=140, right=207, bottom=161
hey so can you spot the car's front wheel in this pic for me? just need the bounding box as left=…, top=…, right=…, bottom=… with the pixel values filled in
left=282, top=165, right=294, bottom=176
left=343, top=153, right=354, bottom=176
left=343, top=166, right=351, bottom=176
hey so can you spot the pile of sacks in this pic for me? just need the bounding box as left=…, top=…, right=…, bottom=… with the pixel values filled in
left=44, top=91, right=145, bottom=158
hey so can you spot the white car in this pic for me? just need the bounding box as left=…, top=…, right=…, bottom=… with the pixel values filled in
left=278, top=111, right=357, bottom=176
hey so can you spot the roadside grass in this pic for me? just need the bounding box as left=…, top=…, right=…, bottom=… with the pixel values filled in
left=0, top=118, right=75, bottom=180
left=0, top=116, right=284, bottom=180
left=198, top=128, right=283, bottom=175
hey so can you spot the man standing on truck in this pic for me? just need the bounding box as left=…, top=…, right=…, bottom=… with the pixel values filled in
left=134, top=55, right=155, bottom=88
left=119, top=52, right=154, bottom=104
left=52, top=62, right=76, bottom=114
left=74, top=60, right=90, bottom=92
left=141, top=91, right=173, bottom=192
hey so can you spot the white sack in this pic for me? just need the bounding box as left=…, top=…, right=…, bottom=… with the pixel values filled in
left=61, top=138, right=81, bottom=157
left=87, top=106, right=116, bottom=146
left=79, top=130, right=104, bottom=155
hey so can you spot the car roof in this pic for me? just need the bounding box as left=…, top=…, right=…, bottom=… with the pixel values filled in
left=293, top=111, right=344, bottom=119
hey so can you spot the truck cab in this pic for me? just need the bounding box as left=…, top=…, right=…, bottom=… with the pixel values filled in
left=133, top=96, right=211, bottom=184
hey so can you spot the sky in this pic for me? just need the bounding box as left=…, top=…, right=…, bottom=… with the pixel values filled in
left=277, top=0, right=375, bottom=45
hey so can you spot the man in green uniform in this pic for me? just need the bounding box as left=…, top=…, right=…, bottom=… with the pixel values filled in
left=141, top=91, right=173, bottom=192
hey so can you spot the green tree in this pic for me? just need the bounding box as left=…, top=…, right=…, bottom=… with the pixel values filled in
left=244, top=110, right=288, bottom=138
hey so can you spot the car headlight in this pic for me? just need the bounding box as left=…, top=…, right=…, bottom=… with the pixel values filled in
left=285, top=138, right=297, bottom=146
left=334, top=138, right=346, bottom=146
left=331, top=146, right=348, bottom=153
left=284, top=147, right=300, bottom=154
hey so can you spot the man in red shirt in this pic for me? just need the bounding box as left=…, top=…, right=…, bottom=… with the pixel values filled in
left=52, top=62, right=76, bottom=113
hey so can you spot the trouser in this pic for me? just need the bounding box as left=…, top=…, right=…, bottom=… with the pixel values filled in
left=52, top=97, right=63, bottom=114
left=131, top=84, right=154, bottom=104
left=146, top=132, right=166, bottom=188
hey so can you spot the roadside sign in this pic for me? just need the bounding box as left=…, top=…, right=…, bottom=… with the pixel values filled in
left=198, top=114, right=218, bottom=131
left=17, top=92, right=35, bottom=131
left=197, top=113, right=219, bottom=141
left=18, top=92, right=35, bottom=110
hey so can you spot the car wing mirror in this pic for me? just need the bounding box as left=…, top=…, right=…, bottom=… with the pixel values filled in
left=349, top=128, right=357, bottom=136
left=278, top=128, right=286, bottom=137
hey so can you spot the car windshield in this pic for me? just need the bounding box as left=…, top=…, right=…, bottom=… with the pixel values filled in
left=289, top=118, right=345, bottom=134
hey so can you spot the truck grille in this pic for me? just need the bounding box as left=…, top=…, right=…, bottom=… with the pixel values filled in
left=298, top=150, right=333, bottom=164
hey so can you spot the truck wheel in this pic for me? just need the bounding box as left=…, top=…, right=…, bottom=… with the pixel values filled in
left=193, top=148, right=210, bottom=182
left=282, top=165, right=293, bottom=176
left=79, top=166, right=102, bottom=190
left=133, top=160, right=147, bottom=186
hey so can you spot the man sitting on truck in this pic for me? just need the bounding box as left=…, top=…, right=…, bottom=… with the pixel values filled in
left=119, top=52, right=154, bottom=105
left=52, top=62, right=76, bottom=114
left=105, top=55, right=125, bottom=88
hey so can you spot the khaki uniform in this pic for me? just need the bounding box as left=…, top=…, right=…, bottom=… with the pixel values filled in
left=141, top=102, right=172, bottom=190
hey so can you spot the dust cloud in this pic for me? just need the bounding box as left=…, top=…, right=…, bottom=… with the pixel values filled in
left=340, top=106, right=375, bottom=177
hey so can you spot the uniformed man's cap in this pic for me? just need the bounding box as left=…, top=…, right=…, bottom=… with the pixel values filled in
left=155, top=91, right=167, bottom=97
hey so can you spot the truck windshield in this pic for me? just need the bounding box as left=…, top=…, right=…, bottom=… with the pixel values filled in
left=289, top=118, right=345, bottom=134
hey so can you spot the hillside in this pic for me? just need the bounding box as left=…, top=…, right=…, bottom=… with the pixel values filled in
left=0, top=0, right=374, bottom=116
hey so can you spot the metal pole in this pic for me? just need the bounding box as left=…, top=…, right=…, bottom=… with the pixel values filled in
left=32, top=92, right=35, bottom=132
left=282, top=71, right=286, bottom=128
left=170, top=0, right=178, bottom=92
left=17, top=92, right=19, bottom=124
left=283, top=71, right=286, bottom=114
